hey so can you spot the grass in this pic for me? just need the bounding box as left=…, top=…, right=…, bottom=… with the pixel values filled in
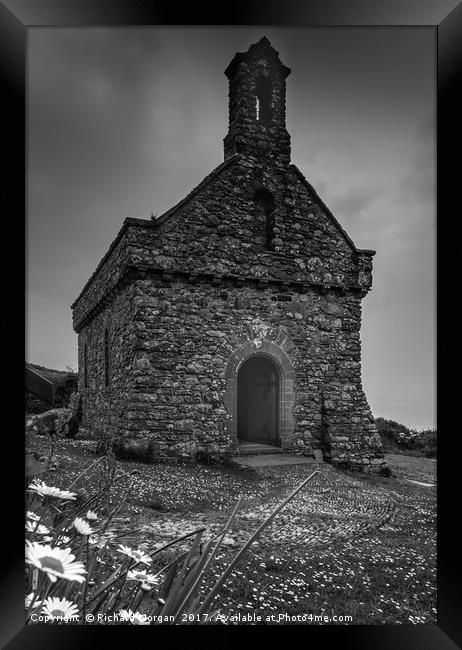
left=384, top=453, right=436, bottom=484
left=29, top=435, right=436, bottom=625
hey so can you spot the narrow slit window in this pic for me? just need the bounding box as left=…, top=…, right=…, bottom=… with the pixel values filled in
left=255, top=75, right=272, bottom=124
left=104, top=328, right=110, bottom=387
left=254, top=188, right=275, bottom=249
left=84, top=343, right=88, bottom=389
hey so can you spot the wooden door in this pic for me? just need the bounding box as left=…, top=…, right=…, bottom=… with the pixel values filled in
left=237, top=356, right=279, bottom=444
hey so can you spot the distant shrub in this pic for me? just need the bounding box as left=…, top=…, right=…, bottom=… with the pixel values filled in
left=25, top=391, right=52, bottom=415
left=418, top=428, right=437, bottom=457
left=25, top=366, right=78, bottom=415
left=54, top=374, right=78, bottom=408
left=94, top=428, right=116, bottom=457
left=55, top=408, right=72, bottom=438
left=375, top=417, right=436, bottom=458
left=66, top=392, right=83, bottom=439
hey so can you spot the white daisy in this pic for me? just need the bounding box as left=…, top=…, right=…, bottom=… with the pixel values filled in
left=28, top=480, right=77, bottom=501
left=72, top=517, right=94, bottom=536
left=126, top=569, right=160, bottom=587
left=118, top=609, right=149, bottom=625
left=116, top=545, right=152, bottom=565
left=55, top=535, right=71, bottom=546
left=25, top=521, right=50, bottom=535
left=86, top=510, right=98, bottom=521
left=26, top=511, right=41, bottom=522
left=26, top=541, right=86, bottom=583
left=42, top=597, right=80, bottom=621
left=25, top=592, right=42, bottom=609
left=118, top=608, right=133, bottom=622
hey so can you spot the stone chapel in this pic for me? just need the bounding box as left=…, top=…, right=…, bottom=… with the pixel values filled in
left=72, top=37, right=386, bottom=473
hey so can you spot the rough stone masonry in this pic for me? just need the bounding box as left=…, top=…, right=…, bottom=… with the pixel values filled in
left=72, top=37, right=387, bottom=474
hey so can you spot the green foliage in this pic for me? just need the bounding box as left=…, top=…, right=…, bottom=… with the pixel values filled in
left=417, top=429, right=437, bottom=458
left=26, top=364, right=78, bottom=415
left=375, top=418, right=436, bottom=458
left=55, top=409, right=72, bottom=438
left=66, top=392, right=83, bottom=439
left=25, top=392, right=52, bottom=416
left=94, top=428, right=115, bottom=458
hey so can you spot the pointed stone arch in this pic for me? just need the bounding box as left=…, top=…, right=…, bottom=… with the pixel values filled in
left=224, top=339, right=295, bottom=450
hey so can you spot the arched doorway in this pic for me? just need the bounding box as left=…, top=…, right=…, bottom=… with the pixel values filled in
left=237, top=356, right=280, bottom=446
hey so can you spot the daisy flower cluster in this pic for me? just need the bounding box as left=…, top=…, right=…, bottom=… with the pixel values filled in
left=24, top=471, right=218, bottom=626
left=117, top=545, right=152, bottom=565
left=28, top=480, right=77, bottom=501
left=127, top=569, right=160, bottom=591
left=25, top=594, right=80, bottom=621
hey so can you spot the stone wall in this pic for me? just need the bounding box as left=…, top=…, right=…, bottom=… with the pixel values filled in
left=72, top=157, right=374, bottom=334
left=129, top=160, right=371, bottom=290
left=77, top=284, right=137, bottom=439
left=78, top=274, right=385, bottom=472
left=73, top=154, right=385, bottom=473
left=72, top=228, right=131, bottom=331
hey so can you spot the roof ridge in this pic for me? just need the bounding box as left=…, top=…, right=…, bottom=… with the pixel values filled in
left=154, top=154, right=239, bottom=226
left=289, top=164, right=376, bottom=256
left=71, top=155, right=240, bottom=309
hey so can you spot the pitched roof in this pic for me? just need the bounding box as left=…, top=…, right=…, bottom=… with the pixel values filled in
left=289, top=164, right=376, bottom=256
left=224, top=36, right=291, bottom=79
left=71, top=155, right=239, bottom=309
left=154, top=154, right=239, bottom=226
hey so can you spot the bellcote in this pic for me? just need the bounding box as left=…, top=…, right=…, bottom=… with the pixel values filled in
left=223, top=37, right=291, bottom=167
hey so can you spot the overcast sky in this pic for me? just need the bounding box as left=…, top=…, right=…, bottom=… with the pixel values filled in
left=27, top=27, right=435, bottom=429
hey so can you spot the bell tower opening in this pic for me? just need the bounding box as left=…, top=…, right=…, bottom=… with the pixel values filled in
left=255, top=74, right=272, bottom=124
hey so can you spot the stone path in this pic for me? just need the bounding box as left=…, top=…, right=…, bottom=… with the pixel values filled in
left=131, top=466, right=397, bottom=555
left=404, top=478, right=436, bottom=488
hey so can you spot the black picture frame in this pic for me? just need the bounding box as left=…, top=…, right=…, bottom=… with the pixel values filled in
left=4, top=0, right=461, bottom=647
